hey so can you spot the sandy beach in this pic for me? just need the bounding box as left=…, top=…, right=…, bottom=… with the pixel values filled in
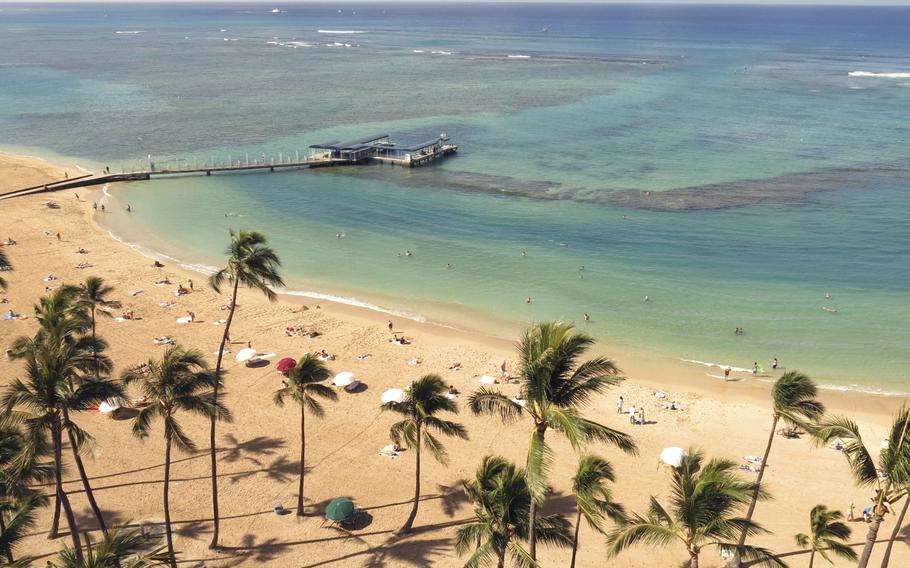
left=0, top=153, right=906, bottom=567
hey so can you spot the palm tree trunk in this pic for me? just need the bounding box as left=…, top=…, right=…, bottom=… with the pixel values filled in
left=297, top=407, right=306, bottom=516
left=163, top=436, right=177, bottom=568
left=64, top=409, right=107, bottom=531
left=399, top=425, right=421, bottom=534
left=880, top=493, right=910, bottom=568
left=49, top=487, right=61, bottom=539
left=808, top=548, right=815, bottom=568
left=528, top=427, right=546, bottom=562
left=689, top=550, right=699, bottom=568
left=53, top=419, right=83, bottom=561
left=857, top=511, right=885, bottom=568
left=734, top=414, right=779, bottom=566
left=569, top=509, right=582, bottom=568
left=1, top=515, right=14, bottom=564
left=208, top=277, right=240, bottom=549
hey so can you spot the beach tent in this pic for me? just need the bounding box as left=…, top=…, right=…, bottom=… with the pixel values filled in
left=276, top=357, right=297, bottom=374
left=333, top=372, right=356, bottom=387
left=381, top=388, right=406, bottom=404
left=325, top=497, right=355, bottom=522
left=236, top=347, right=257, bottom=362
left=659, top=447, right=687, bottom=468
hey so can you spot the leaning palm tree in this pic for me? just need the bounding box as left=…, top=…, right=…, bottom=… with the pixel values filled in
left=126, top=346, right=230, bottom=568
left=570, top=454, right=624, bottom=568
left=455, top=455, right=572, bottom=568
left=3, top=333, right=121, bottom=562
left=607, top=448, right=786, bottom=568
left=794, top=504, right=856, bottom=568
left=814, top=407, right=910, bottom=568
left=273, top=354, right=336, bottom=516
left=469, top=321, right=636, bottom=560
left=74, top=276, right=121, bottom=375
left=12, top=289, right=117, bottom=533
left=207, top=230, right=283, bottom=548
left=383, top=374, right=467, bottom=534
left=734, top=371, right=825, bottom=564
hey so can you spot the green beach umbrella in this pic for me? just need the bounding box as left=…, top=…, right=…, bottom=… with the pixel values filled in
left=325, top=497, right=354, bottom=522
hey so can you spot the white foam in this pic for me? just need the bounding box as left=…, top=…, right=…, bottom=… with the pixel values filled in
left=317, top=30, right=365, bottom=34
left=179, top=263, right=219, bottom=276
left=848, top=71, right=910, bottom=79
left=101, top=183, right=112, bottom=198
left=114, top=30, right=145, bottom=34
left=431, top=50, right=453, bottom=55
left=507, top=54, right=531, bottom=59
left=680, top=358, right=752, bottom=374
left=279, top=288, right=428, bottom=323
left=412, top=49, right=425, bottom=53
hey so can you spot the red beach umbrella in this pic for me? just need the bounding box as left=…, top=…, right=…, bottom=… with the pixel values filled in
left=276, top=357, right=297, bottom=374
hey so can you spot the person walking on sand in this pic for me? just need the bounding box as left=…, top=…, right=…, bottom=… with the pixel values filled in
left=724, top=367, right=731, bottom=381
left=752, top=362, right=758, bottom=376
left=388, top=320, right=394, bottom=333
left=188, top=279, right=194, bottom=291
left=56, top=232, right=61, bottom=241
left=616, top=396, right=624, bottom=414
left=628, top=405, right=636, bottom=425
left=500, top=360, right=509, bottom=378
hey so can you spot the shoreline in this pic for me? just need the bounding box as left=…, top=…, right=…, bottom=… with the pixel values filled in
left=94, top=181, right=910, bottom=399
left=2, top=150, right=906, bottom=566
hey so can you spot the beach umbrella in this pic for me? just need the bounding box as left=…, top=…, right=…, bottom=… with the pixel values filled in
left=325, top=497, right=354, bottom=522
left=276, top=357, right=297, bottom=374
left=381, top=388, right=406, bottom=404
left=99, top=397, right=125, bottom=415
left=333, top=372, right=356, bottom=387
left=236, top=347, right=257, bottom=362
left=478, top=375, right=497, bottom=385
left=659, top=447, right=687, bottom=468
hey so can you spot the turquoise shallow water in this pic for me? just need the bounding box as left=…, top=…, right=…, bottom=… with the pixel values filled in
left=2, top=3, right=909, bottom=390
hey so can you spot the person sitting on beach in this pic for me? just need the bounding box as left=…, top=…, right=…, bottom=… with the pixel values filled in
left=77, top=247, right=87, bottom=254
left=153, top=260, right=164, bottom=268
left=187, top=310, right=196, bottom=323
left=448, top=385, right=460, bottom=396
left=448, top=362, right=462, bottom=371
left=155, top=278, right=170, bottom=285
left=176, top=285, right=189, bottom=296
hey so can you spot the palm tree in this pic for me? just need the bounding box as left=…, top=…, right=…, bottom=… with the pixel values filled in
left=207, top=230, right=283, bottom=549
left=814, top=408, right=910, bottom=568
left=0, top=494, right=45, bottom=564
left=606, top=448, right=786, bottom=568
left=794, top=504, right=857, bottom=568
left=0, top=248, right=11, bottom=290
left=125, top=346, right=230, bottom=568
left=735, top=371, right=825, bottom=564
left=0, top=418, right=52, bottom=564
left=468, top=321, right=636, bottom=560
left=74, top=276, right=121, bottom=375
left=383, top=374, right=467, bottom=534
left=570, top=454, right=624, bottom=568
left=455, top=455, right=573, bottom=568
left=273, top=354, right=336, bottom=516
left=10, top=525, right=171, bottom=568
left=3, top=326, right=122, bottom=562
left=12, top=290, right=118, bottom=533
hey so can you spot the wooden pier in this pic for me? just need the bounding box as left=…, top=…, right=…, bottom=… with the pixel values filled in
left=0, top=133, right=458, bottom=201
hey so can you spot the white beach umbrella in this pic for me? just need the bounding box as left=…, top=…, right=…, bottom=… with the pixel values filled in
left=659, top=447, right=687, bottom=468
left=235, top=347, right=257, bottom=362
left=333, top=372, right=356, bottom=387
left=99, top=397, right=125, bottom=415
left=381, top=388, right=406, bottom=404
left=478, top=375, right=497, bottom=385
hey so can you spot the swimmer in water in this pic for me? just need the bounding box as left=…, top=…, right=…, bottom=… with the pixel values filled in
left=521, top=251, right=527, bottom=257
left=825, top=292, right=831, bottom=300
left=584, top=312, right=590, bottom=322
left=126, top=204, right=131, bottom=212
left=525, top=296, right=532, bottom=304
left=644, top=295, right=650, bottom=303
left=405, top=250, right=412, bottom=257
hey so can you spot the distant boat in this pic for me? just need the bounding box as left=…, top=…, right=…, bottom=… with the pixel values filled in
left=271, top=8, right=281, bottom=13
left=542, top=27, right=550, bottom=33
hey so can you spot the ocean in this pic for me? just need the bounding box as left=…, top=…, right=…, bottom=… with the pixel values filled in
left=2, top=3, right=909, bottom=391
